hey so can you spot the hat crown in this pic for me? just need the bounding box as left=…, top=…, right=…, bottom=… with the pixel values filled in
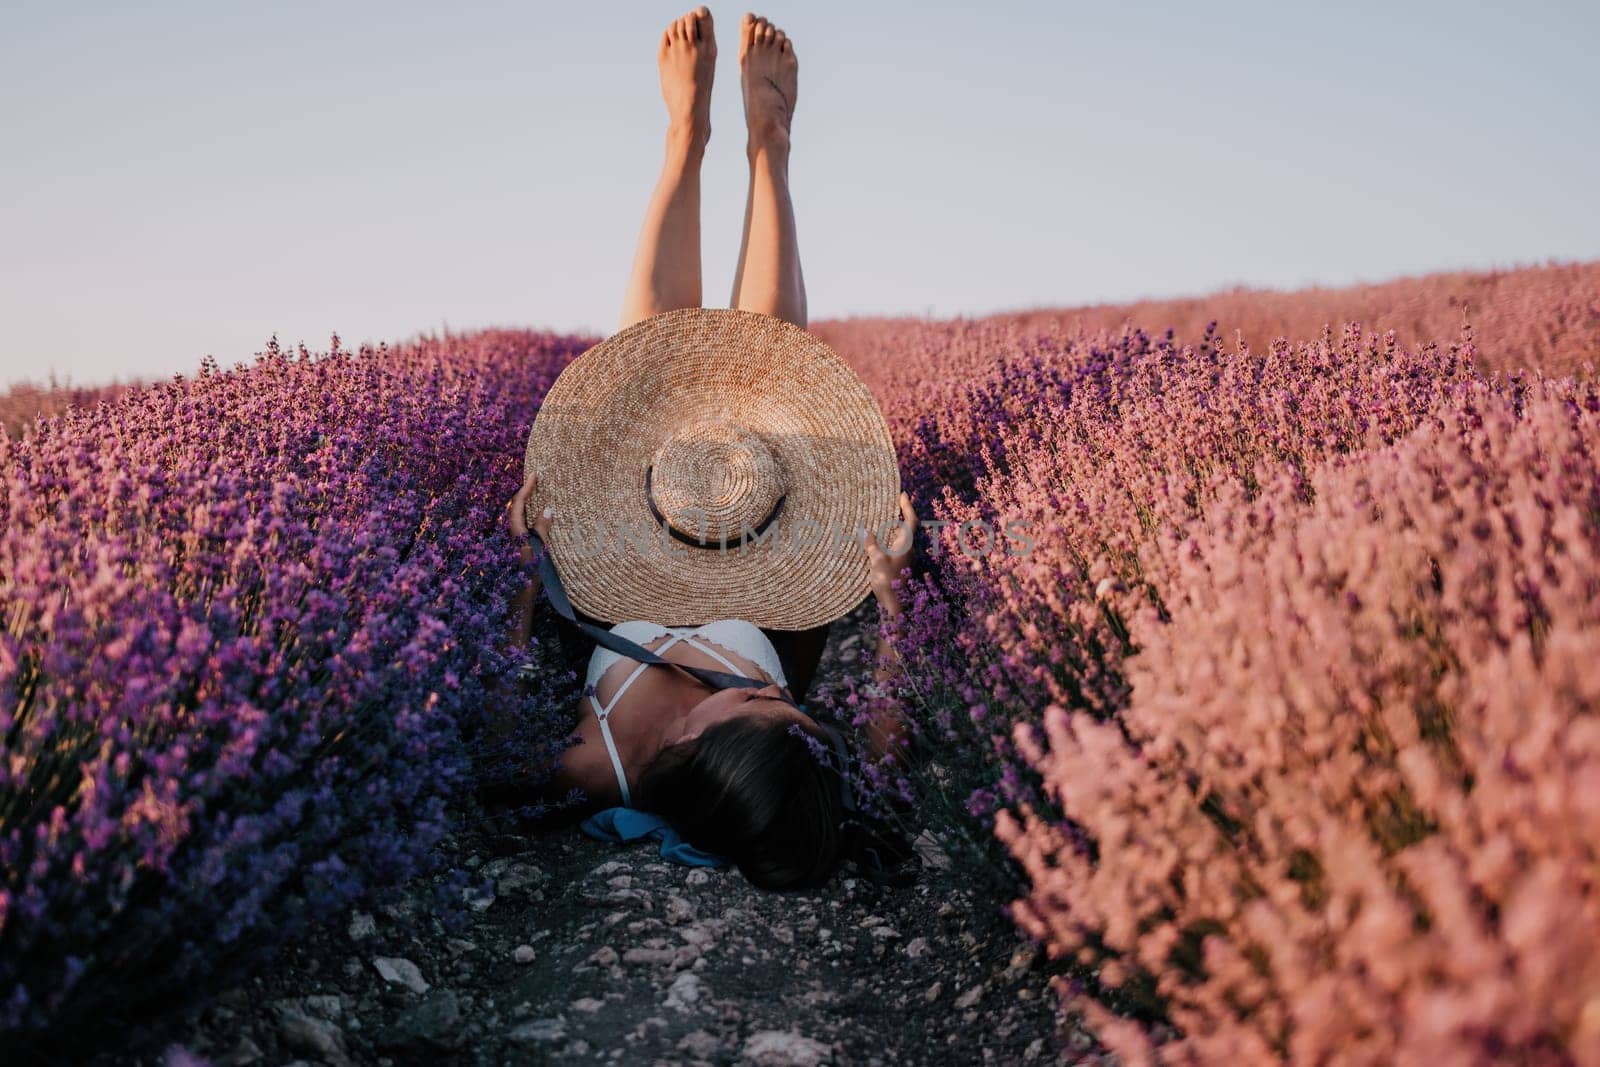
left=648, top=422, right=786, bottom=544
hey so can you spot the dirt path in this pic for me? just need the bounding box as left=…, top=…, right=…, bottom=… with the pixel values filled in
left=138, top=607, right=1083, bottom=1065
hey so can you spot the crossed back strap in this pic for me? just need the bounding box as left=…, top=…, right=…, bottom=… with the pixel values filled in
left=528, top=535, right=919, bottom=887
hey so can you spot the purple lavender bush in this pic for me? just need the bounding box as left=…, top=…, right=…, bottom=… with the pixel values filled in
left=1, top=330, right=589, bottom=1054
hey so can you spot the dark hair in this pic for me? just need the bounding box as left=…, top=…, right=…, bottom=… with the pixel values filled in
left=635, top=714, right=844, bottom=889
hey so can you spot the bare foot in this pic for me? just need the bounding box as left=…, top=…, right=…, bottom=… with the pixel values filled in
left=739, top=13, right=797, bottom=154
left=658, top=6, right=715, bottom=151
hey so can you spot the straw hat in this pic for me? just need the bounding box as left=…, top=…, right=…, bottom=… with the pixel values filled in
left=522, top=308, right=900, bottom=630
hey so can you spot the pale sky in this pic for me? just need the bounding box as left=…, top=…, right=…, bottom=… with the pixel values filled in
left=3, top=0, right=1598, bottom=388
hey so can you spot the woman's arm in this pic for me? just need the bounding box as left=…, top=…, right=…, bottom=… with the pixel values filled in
left=506, top=472, right=554, bottom=650
left=861, top=492, right=918, bottom=765
left=483, top=474, right=555, bottom=755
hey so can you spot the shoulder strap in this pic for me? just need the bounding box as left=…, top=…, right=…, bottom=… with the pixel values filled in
left=532, top=537, right=854, bottom=793
left=535, top=540, right=796, bottom=702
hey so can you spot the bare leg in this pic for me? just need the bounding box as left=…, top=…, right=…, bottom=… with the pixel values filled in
left=735, top=15, right=819, bottom=666
left=729, top=13, right=806, bottom=329
left=619, top=7, right=717, bottom=331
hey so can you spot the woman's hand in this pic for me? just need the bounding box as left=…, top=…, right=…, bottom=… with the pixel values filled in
left=864, top=492, right=917, bottom=615
left=506, top=472, right=554, bottom=564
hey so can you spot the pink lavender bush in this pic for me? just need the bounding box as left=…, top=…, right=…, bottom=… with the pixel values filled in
left=847, top=302, right=1600, bottom=1062
left=1001, top=372, right=1600, bottom=1063
left=817, top=259, right=1600, bottom=387
left=0, top=330, right=588, bottom=1050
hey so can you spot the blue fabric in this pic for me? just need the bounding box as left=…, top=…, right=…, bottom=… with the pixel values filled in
left=579, top=806, right=729, bottom=868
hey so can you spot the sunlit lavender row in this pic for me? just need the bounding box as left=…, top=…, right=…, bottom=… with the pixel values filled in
left=826, top=302, right=1600, bottom=1059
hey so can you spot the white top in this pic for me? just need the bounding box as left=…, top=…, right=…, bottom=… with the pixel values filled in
left=583, top=620, right=788, bottom=806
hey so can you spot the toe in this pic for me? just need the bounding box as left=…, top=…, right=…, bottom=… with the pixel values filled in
left=693, top=5, right=712, bottom=41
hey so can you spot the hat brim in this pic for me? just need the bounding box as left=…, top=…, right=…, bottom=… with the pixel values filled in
left=523, top=308, right=901, bottom=629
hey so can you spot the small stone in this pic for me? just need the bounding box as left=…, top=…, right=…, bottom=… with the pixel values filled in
left=772, top=924, right=795, bottom=946
left=461, top=883, right=496, bottom=912
left=444, top=938, right=477, bottom=957
left=741, top=1029, right=831, bottom=1067
left=623, top=947, right=675, bottom=966
left=588, top=946, right=619, bottom=967
left=301, top=994, right=342, bottom=1019
left=379, top=989, right=461, bottom=1052
left=372, top=956, right=430, bottom=995
left=664, top=971, right=707, bottom=1012
left=677, top=1029, right=721, bottom=1058
left=663, top=895, right=696, bottom=925
left=508, top=1018, right=567, bottom=1045
left=678, top=923, right=717, bottom=949
left=925, top=981, right=943, bottom=1002
left=277, top=1010, right=352, bottom=1067
left=379, top=896, right=416, bottom=921
left=512, top=944, right=536, bottom=964
left=591, top=860, right=628, bottom=878
left=869, top=926, right=900, bottom=941
left=482, top=858, right=544, bottom=896
left=685, top=869, right=711, bottom=886
left=571, top=997, right=606, bottom=1014
left=954, top=983, right=985, bottom=1010
left=905, top=937, right=931, bottom=959
left=913, top=829, right=955, bottom=871
left=347, top=912, right=377, bottom=941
